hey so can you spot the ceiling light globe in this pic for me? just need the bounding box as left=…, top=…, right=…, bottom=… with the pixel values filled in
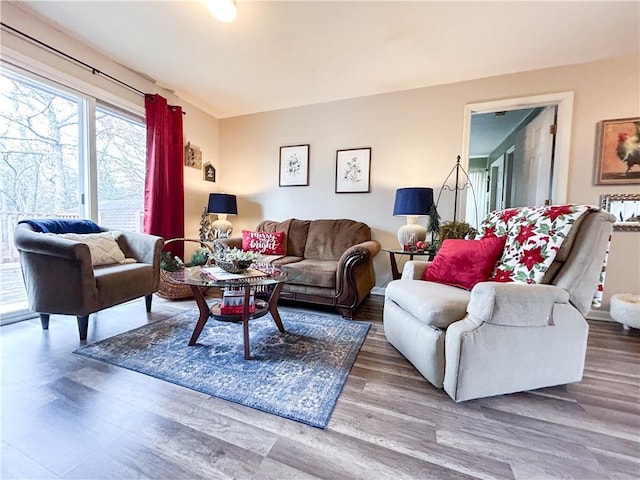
left=205, top=0, right=237, bottom=23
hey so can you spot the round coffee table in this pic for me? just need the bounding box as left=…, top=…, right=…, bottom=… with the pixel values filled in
left=168, top=264, right=299, bottom=359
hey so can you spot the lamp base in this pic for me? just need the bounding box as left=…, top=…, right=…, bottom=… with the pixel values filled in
left=397, top=224, right=426, bottom=248
left=211, top=219, right=233, bottom=239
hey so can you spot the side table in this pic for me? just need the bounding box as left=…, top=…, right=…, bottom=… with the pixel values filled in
left=382, top=248, right=436, bottom=280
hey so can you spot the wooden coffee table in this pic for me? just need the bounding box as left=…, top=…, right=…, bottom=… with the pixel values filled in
left=168, top=265, right=299, bottom=359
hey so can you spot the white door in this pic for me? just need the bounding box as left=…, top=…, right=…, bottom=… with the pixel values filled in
left=488, top=155, right=505, bottom=211
left=512, top=106, right=556, bottom=207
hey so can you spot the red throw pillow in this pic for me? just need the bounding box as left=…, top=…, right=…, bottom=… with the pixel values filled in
left=241, top=230, right=286, bottom=255
left=423, top=236, right=506, bottom=290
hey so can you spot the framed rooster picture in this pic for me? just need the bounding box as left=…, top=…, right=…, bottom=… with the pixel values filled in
left=594, top=117, right=640, bottom=185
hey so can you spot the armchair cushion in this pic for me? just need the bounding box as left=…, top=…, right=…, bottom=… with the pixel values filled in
left=467, top=282, right=570, bottom=327
left=423, top=236, right=505, bottom=290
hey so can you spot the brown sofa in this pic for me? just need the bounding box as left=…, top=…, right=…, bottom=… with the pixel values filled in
left=215, top=218, right=380, bottom=318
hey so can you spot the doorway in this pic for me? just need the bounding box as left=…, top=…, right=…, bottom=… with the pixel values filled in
left=461, top=92, right=574, bottom=227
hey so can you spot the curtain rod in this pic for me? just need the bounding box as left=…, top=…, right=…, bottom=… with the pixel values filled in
left=1, top=22, right=186, bottom=115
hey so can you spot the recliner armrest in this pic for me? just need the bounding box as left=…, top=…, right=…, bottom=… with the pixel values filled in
left=467, top=282, right=570, bottom=327
left=401, top=260, right=431, bottom=280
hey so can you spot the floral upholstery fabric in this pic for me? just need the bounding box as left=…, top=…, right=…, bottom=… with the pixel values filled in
left=477, top=205, right=592, bottom=285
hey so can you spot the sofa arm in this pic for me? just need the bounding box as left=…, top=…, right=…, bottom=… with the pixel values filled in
left=401, top=260, right=431, bottom=280
left=338, top=240, right=381, bottom=266
left=467, top=282, right=570, bottom=327
left=335, top=240, right=381, bottom=310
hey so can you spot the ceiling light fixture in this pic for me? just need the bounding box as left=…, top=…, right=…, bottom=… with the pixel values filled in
left=204, top=0, right=237, bottom=23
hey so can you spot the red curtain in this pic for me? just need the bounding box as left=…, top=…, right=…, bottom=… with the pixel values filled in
left=144, top=94, right=184, bottom=258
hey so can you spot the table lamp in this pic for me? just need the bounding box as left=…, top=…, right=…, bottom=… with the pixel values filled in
left=207, top=193, right=238, bottom=239
left=393, top=187, right=434, bottom=248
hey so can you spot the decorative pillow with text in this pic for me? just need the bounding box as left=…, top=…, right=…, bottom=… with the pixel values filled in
left=242, top=230, right=286, bottom=255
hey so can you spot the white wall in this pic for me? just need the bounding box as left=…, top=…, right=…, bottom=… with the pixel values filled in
left=219, top=55, right=640, bottom=309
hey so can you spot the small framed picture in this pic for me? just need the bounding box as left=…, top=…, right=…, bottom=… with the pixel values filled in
left=184, top=142, right=202, bottom=169
left=335, top=147, right=371, bottom=193
left=279, top=144, right=309, bottom=187
left=594, top=117, right=640, bottom=185
left=203, top=163, right=216, bottom=183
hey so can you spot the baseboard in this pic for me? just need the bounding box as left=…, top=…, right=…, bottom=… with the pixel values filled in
left=586, top=308, right=614, bottom=322
left=371, top=286, right=386, bottom=296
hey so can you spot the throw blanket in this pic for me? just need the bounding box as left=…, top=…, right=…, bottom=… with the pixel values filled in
left=18, top=219, right=102, bottom=234
left=477, top=204, right=607, bottom=307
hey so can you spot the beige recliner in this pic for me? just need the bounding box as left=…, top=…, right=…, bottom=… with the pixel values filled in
left=383, top=209, right=615, bottom=402
left=15, top=221, right=163, bottom=341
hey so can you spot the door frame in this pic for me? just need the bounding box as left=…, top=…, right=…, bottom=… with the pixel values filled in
left=461, top=92, right=574, bottom=206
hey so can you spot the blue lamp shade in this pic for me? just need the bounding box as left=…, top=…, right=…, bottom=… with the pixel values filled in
left=392, top=187, right=434, bottom=247
left=207, top=193, right=238, bottom=215
left=393, top=187, right=434, bottom=216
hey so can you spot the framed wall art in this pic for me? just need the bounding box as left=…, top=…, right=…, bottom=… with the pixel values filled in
left=184, top=142, right=203, bottom=169
left=203, top=163, right=216, bottom=183
left=594, top=117, right=640, bottom=185
left=279, top=144, right=309, bottom=187
left=335, top=147, right=371, bottom=193
left=600, top=193, right=640, bottom=231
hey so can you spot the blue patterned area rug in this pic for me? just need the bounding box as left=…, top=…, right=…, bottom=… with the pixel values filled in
left=74, top=308, right=370, bottom=428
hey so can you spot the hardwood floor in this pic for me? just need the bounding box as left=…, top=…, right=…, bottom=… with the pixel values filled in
left=1, top=293, right=639, bottom=479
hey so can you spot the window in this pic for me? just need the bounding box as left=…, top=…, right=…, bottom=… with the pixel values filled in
left=0, top=67, right=146, bottom=323
left=96, top=106, right=146, bottom=232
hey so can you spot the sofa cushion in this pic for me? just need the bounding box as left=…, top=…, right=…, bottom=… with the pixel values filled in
left=242, top=230, right=286, bottom=255
left=424, top=236, right=505, bottom=290
left=269, top=255, right=304, bottom=266
left=303, top=219, right=371, bottom=261
left=284, top=258, right=337, bottom=288
left=287, top=219, right=311, bottom=257
left=385, top=280, right=471, bottom=329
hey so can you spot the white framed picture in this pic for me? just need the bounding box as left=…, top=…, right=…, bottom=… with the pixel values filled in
left=335, top=147, right=371, bottom=193
left=279, top=144, right=309, bottom=187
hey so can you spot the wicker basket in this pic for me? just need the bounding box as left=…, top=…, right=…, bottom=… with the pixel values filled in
left=157, top=238, right=213, bottom=300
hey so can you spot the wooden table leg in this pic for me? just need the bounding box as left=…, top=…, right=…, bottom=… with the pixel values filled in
left=389, top=252, right=400, bottom=280
left=242, top=286, right=251, bottom=360
left=188, top=286, right=211, bottom=346
left=267, top=282, right=285, bottom=332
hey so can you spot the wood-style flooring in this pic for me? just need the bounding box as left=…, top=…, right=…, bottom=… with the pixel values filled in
left=1, top=293, right=639, bottom=479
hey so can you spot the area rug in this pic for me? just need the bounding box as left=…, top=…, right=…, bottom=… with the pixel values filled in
left=73, top=308, right=370, bottom=428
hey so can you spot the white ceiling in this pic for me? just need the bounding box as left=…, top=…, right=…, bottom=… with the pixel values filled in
left=12, top=1, right=640, bottom=119
left=470, top=108, right=535, bottom=158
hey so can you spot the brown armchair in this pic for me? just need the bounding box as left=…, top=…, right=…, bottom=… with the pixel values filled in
left=14, top=221, right=163, bottom=340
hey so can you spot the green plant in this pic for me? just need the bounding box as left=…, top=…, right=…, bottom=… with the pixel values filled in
left=160, top=247, right=211, bottom=271
left=188, top=247, right=211, bottom=266
left=428, top=204, right=441, bottom=237
left=215, top=247, right=261, bottom=263
left=437, top=221, right=477, bottom=248
left=160, top=251, right=182, bottom=272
